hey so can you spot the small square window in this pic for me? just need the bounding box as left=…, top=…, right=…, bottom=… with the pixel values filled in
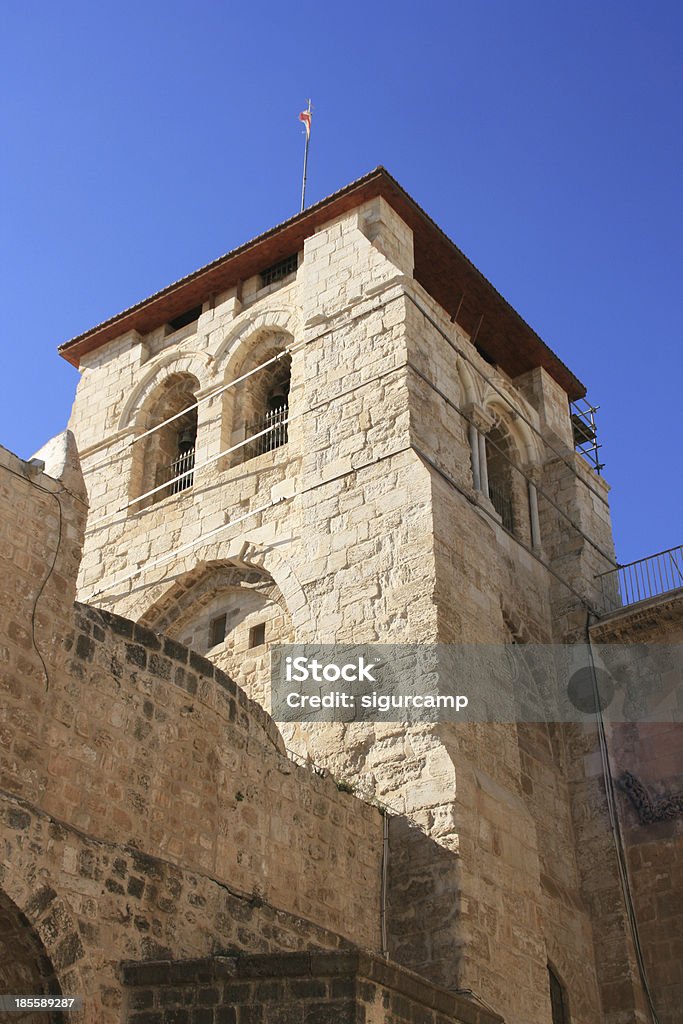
left=167, top=305, right=202, bottom=333
left=248, top=622, right=266, bottom=648
left=209, top=613, right=227, bottom=649
left=260, top=254, right=298, bottom=287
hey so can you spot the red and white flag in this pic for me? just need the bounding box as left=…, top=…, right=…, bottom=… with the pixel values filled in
left=299, top=108, right=311, bottom=139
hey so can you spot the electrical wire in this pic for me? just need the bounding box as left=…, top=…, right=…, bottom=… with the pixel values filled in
left=80, top=282, right=608, bottom=522
left=88, top=407, right=305, bottom=527
left=31, top=489, right=62, bottom=692
left=86, top=346, right=615, bottom=612
left=406, top=358, right=617, bottom=568
left=413, top=443, right=603, bottom=617
left=405, top=291, right=611, bottom=510
left=2, top=462, right=66, bottom=692
left=79, top=283, right=409, bottom=472
left=585, top=612, right=661, bottom=1024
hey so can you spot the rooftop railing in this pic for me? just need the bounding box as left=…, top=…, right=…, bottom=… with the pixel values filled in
left=596, top=545, right=683, bottom=613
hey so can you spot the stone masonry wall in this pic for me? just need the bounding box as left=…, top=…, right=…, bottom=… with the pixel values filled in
left=398, top=282, right=606, bottom=1020
left=120, top=950, right=504, bottom=1024
left=63, top=192, right=635, bottom=1024
left=575, top=596, right=683, bottom=1024
left=0, top=441, right=385, bottom=1024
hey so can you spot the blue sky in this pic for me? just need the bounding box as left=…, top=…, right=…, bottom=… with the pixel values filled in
left=1, top=1, right=681, bottom=564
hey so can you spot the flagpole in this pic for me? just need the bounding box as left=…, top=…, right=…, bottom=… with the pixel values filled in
left=300, top=99, right=311, bottom=212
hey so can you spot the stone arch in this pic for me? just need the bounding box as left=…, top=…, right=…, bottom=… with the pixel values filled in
left=211, top=305, right=301, bottom=373
left=477, top=386, right=543, bottom=543
left=117, top=351, right=212, bottom=432
left=139, top=561, right=288, bottom=635
left=127, top=371, right=201, bottom=509
left=0, top=852, right=94, bottom=1022
left=0, top=890, right=61, bottom=1022
left=482, top=381, right=543, bottom=468
left=137, top=545, right=307, bottom=709
left=455, top=354, right=481, bottom=408
left=546, top=957, right=572, bottom=1024
left=218, top=324, right=296, bottom=468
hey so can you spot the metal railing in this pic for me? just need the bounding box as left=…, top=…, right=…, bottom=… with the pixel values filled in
left=596, top=544, right=683, bottom=612
left=166, top=447, right=195, bottom=495
left=244, top=404, right=289, bottom=460
left=488, top=481, right=514, bottom=533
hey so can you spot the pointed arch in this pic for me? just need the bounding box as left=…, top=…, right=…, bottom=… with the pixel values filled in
left=455, top=354, right=481, bottom=408
left=481, top=378, right=543, bottom=468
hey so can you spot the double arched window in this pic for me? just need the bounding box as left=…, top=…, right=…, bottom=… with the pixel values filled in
left=128, top=332, right=294, bottom=512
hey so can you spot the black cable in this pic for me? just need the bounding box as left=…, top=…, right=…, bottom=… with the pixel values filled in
left=414, top=443, right=602, bottom=617
left=4, top=463, right=66, bottom=692
left=30, top=486, right=62, bottom=692
left=585, top=612, right=661, bottom=1023
left=406, top=358, right=617, bottom=567
left=406, top=291, right=611, bottom=509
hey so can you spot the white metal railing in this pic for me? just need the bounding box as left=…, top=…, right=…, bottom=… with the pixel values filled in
left=166, top=447, right=195, bottom=495
left=244, top=404, right=288, bottom=460
left=596, top=545, right=683, bottom=612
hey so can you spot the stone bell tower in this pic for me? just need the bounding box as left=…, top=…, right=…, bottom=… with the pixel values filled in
left=62, top=168, right=622, bottom=1024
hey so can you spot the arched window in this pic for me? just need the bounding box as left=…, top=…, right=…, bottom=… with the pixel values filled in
left=468, top=408, right=540, bottom=546
left=221, top=333, right=293, bottom=468
left=548, top=964, right=569, bottom=1024
left=244, top=356, right=291, bottom=460
left=485, top=423, right=516, bottom=533
left=131, top=373, right=199, bottom=509
left=139, top=562, right=295, bottom=710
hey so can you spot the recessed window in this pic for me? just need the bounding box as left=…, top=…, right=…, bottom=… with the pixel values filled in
left=475, top=342, right=496, bottom=366
left=245, top=372, right=290, bottom=461
left=209, top=613, right=227, bottom=649
left=248, top=622, right=266, bottom=648
left=548, top=965, right=569, bottom=1024
left=134, top=374, right=198, bottom=509
left=167, top=305, right=202, bottom=333
left=260, top=254, right=298, bottom=288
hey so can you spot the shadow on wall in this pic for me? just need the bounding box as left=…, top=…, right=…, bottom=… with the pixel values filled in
left=387, top=815, right=462, bottom=990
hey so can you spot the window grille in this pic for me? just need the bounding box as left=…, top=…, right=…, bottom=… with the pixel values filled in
left=166, top=446, right=195, bottom=494
left=260, top=254, right=298, bottom=287
left=488, top=480, right=514, bottom=532
left=244, top=403, right=289, bottom=460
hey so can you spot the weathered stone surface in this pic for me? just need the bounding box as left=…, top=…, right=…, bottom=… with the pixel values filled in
left=120, top=951, right=503, bottom=1024
left=2, top=180, right=681, bottom=1024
